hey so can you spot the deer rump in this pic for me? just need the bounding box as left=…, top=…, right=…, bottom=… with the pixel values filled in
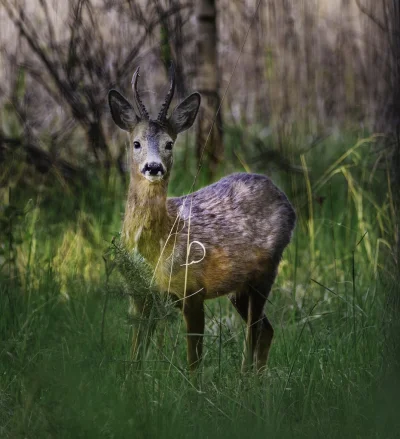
left=162, top=172, right=296, bottom=301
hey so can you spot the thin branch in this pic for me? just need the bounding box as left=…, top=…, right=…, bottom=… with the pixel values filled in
left=355, top=0, right=400, bottom=36
left=1, top=0, right=90, bottom=124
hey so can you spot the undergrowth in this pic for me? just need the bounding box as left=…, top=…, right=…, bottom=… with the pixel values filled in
left=0, top=130, right=399, bottom=438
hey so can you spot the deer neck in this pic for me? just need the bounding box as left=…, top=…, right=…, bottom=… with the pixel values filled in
left=122, top=174, right=171, bottom=265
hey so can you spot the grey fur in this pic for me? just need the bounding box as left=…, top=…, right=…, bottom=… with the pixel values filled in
left=164, top=173, right=296, bottom=299
left=108, top=71, right=296, bottom=372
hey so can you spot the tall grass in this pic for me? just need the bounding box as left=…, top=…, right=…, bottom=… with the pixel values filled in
left=0, top=131, right=399, bottom=438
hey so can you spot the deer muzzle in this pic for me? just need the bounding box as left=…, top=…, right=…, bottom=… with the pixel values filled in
left=141, top=162, right=166, bottom=182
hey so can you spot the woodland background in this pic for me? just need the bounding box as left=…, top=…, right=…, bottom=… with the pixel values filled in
left=0, top=1, right=399, bottom=438
left=1, top=0, right=399, bottom=175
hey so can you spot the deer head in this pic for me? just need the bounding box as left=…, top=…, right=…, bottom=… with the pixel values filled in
left=108, top=65, right=201, bottom=183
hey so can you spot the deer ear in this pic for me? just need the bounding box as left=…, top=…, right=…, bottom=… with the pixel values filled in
left=108, top=90, right=139, bottom=131
left=169, top=93, right=201, bottom=134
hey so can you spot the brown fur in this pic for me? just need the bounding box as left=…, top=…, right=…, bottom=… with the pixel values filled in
left=108, top=77, right=296, bottom=373
left=122, top=172, right=295, bottom=372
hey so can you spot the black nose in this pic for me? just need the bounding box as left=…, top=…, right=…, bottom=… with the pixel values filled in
left=142, top=162, right=165, bottom=177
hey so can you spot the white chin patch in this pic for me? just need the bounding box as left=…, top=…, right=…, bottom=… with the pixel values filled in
left=143, top=174, right=163, bottom=183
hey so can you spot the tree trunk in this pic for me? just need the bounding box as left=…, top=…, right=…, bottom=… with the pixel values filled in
left=195, top=0, right=223, bottom=181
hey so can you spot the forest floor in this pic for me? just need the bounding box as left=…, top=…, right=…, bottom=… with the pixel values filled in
left=1, top=131, right=399, bottom=438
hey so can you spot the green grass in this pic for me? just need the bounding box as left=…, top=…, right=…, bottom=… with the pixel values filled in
left=1, top=131, right=399, bottom=438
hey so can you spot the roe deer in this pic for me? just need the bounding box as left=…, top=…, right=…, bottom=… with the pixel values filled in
left=108, top=65, right=296, bottom=373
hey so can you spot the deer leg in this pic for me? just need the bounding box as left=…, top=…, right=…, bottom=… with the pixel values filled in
left=229, top=268, right=277, bottom=372
left=229, top=292, right=263, bottom=371
left=228, top=293, right=254, bottom=371
left=252, top=268, right=278, bottom=372
left=255, top=315, right=274, bottom=372
left=240, top=292, right=267, bottom=372
left=182, top=294, right=205, bottom=372
left=229, top=292, right=249, bottom=321
left=230, top=292, right=273, bottom=372
left=130, top=295, right=158, bottom=362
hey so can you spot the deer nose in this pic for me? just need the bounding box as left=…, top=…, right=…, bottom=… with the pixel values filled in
left=142, top=162, right=165, bottom=177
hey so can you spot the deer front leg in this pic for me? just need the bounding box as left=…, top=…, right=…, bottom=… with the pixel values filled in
left=182, top=295, right=205, bottom=371
left=130, top=294, right=158, bottom=362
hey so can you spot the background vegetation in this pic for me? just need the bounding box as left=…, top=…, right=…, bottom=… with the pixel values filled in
left=1, top=1, right=399, bottom=438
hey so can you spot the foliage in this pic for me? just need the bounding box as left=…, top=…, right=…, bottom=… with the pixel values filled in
left=106, top=236, right=178, bottom=324
left=0, top=0, right=397, bottom=178
left=0, top=131, right=399, bottom=438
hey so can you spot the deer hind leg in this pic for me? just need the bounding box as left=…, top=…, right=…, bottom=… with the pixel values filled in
left=254, top=312, right=274, bottom=373
left=182, top=294, right=205, bottom=372
left=246, top=292, right=270, bottom=373
left=252, top=268, right=278, bottom=372
left=229, top=269, right=277, bottom=373
left=229, top=291, right=270, bottom=372
left=229, top=292, right=255, bottom=371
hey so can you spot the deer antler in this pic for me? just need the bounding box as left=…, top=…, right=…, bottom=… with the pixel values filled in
left=157, top=63, right=175, bottom=122
left=131, top=67, right=149, bottom=120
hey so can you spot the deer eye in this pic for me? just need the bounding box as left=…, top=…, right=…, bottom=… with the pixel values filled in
left=133, top=141, right=141, bottom=149
left=165, top=141, right=173, bottom=151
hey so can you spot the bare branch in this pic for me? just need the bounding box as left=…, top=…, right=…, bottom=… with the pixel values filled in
left=355, top=0, right=389, bottom=34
